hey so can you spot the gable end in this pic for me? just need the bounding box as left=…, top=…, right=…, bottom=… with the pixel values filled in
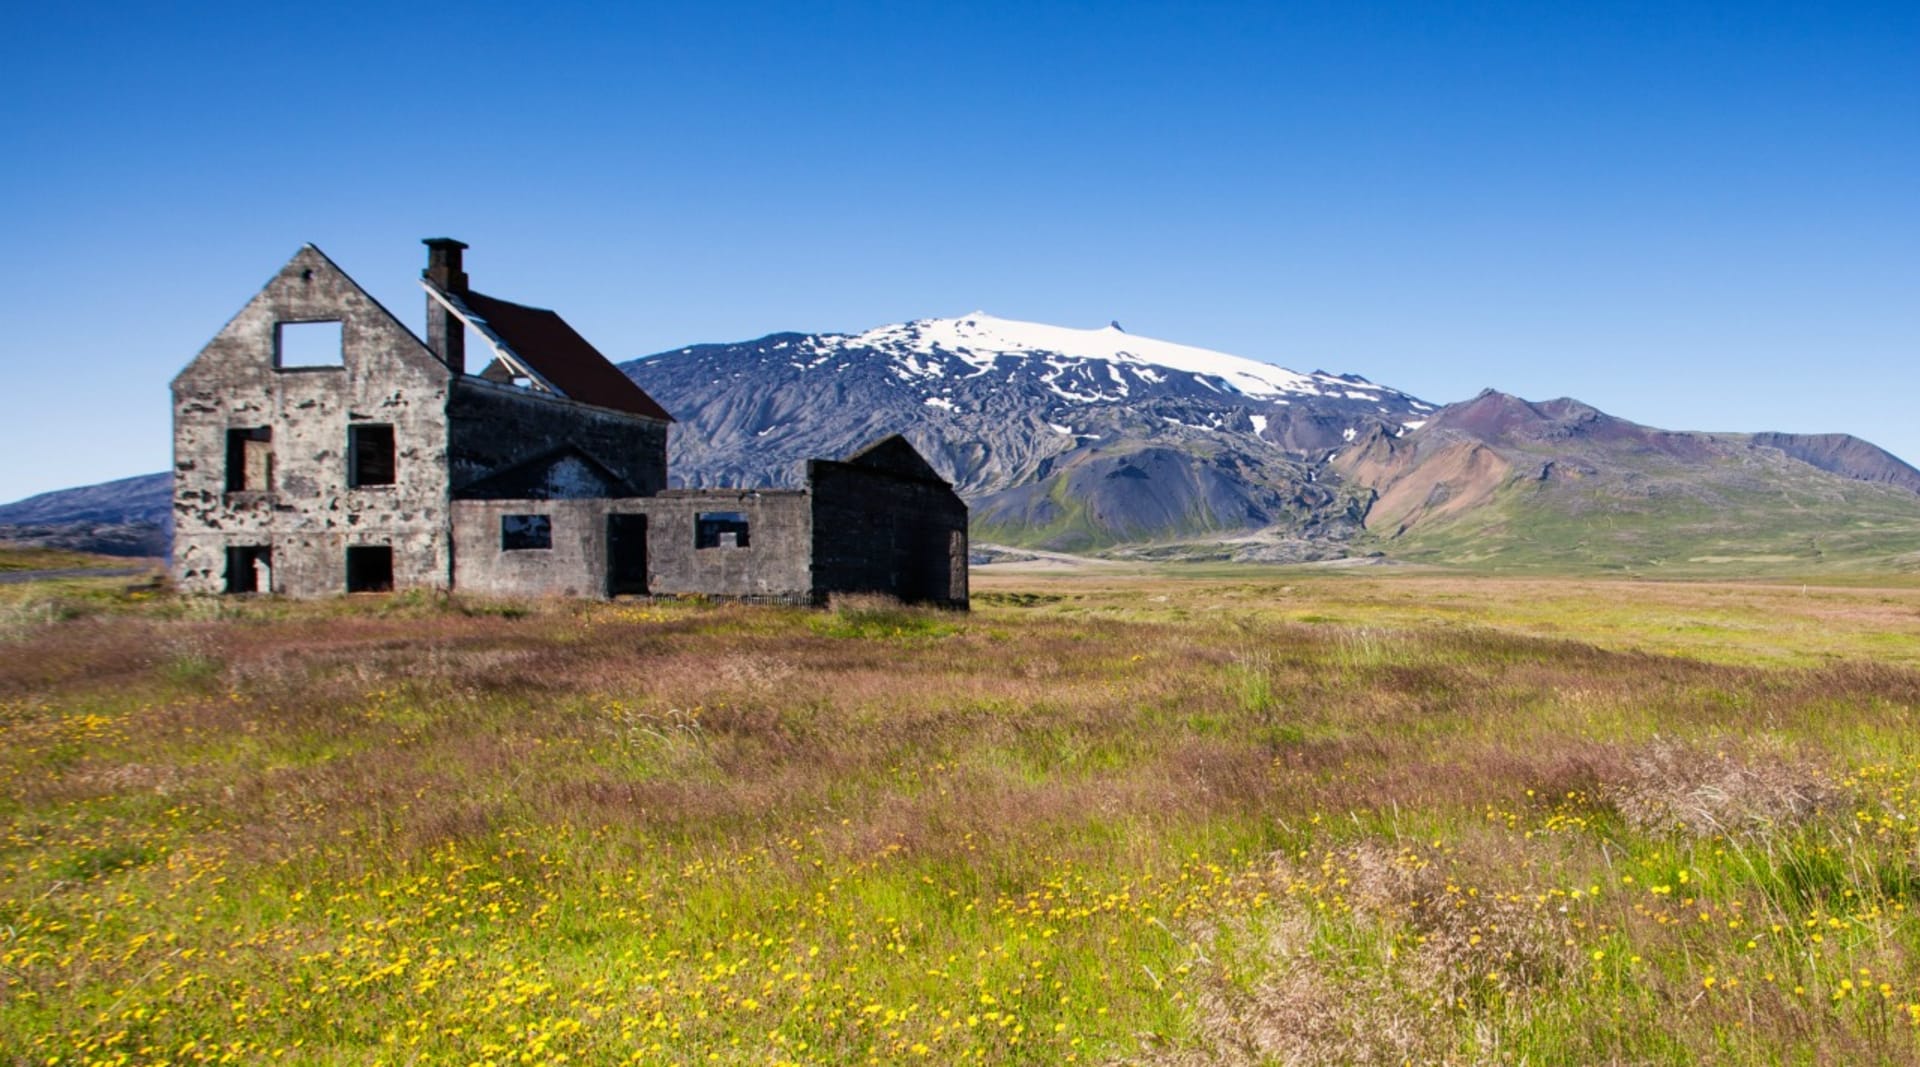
left=174, top=244, right=443, bottom=389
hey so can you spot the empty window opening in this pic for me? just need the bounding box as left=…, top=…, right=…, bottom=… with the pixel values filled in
left=502, top=514, right=553, bottom=551
left=348, top=424, right=395, bottom=487
left=695, top=511, right=750, bottom=549
left=225, top=427, right=273, bottom=492
left=345, top=545, right=394, bottom=592
left=224, top=545, right=272, bottom=594
left=276, top=320, right=344, bottom=368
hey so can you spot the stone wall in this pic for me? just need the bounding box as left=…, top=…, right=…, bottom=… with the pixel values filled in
left=451, top=490, right=814, bottom=602
left=170, top=246, right=453, bottom=596
left=641, top=490, right=814, bottom=601
left=447, top=380, right=668, bottom=498
left=450, top=498, right=627, bottom=598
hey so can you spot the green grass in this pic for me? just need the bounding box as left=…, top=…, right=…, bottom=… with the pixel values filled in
left=0, top=545, right=142, bottom=573
left=3, top=577, right=1920, bottom=1063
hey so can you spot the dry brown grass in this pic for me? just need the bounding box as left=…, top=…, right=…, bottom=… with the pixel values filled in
left=1, top=591, right=1909, bottom=880
left=1608, top=738, right=1840, bottom=838
left=1154, top=838, right=1577, bottom=1067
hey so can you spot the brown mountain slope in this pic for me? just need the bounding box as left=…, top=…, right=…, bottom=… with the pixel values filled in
left=1331, top=390, right=1920, bottom=572
left=1332, top=430, right=1511, bottom=536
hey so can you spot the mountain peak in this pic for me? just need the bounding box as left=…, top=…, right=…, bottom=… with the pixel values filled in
left=1430, top=390, right=1617, bottom=443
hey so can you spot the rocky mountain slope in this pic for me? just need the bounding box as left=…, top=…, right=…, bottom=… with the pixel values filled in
left=0, top=472, right=171, bottom=556
left=1332, top=390, right=1920, bottom=572
left=11, top=319, right=1920, bottom=575
left=623, top=313, right=1435, bottom=555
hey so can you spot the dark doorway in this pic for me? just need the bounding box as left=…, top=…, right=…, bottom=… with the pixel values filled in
left=894, top=519, right=952, bottom=604
left=345, top=545, right=394, bottom=592
left=224, top=545, right=272, bottom=594
left=608, top=514, right=649, bottom=595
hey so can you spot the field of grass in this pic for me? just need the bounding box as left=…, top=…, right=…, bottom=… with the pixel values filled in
left=0, top=545, right=147, bottom=574
left=4, top=572, right=1920, bottom=1064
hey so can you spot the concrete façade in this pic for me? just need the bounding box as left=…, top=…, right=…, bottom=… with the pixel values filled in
left=170, top=240, right=968, bottom=606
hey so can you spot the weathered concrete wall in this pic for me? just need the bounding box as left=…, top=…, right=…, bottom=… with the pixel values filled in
left=171, top=246, right=453, bottom=596
left=452, top=491, right=812, bottom=601
left=810, top=459, right=969, bottom=606
left=451, top=499, right=631, bottom=598
left=447, top=380, right=668, bottom=498
left=450, top=450, right=966, bottom=605
left=644, top=490, right=813, bottom=601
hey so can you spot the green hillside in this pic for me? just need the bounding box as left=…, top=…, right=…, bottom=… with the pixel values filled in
left=1370, top=450, right=1920, bottom=576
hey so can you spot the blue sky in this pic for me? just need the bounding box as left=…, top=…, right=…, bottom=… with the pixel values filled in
left=1, top=1, right=1915, bottom=502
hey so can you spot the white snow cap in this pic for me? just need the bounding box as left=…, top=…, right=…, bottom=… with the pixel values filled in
left=850, top=312, right=1380, bottom=401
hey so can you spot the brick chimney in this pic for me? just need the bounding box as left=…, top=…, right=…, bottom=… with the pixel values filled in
left=423, top=237, right=469, bottom=374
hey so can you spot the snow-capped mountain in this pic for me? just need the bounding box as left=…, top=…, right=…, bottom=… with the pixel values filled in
left=846, top=313, right=1427, bottom=409
left=13, top=316, right=1920, bottom=570
left=623, top=313, right=1436, bottom=555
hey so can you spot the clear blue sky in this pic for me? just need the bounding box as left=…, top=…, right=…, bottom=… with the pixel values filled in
left=2, top=1, right=1915, bottom=502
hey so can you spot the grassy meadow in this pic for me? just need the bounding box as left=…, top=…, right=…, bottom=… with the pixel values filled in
left=4, top=570, right=1920, bottom=1063
left=0, top=546, right=147, bottom=575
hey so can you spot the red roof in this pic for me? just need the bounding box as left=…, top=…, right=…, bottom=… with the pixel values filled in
left=460, top=289, right=673, bottom=422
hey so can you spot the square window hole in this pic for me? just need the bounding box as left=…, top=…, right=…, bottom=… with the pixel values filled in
left=696, top=511, right=750, bottom=549
left=502, top=514, right=553, bottom=551
left=277, top=321, right=344, bottom=367
left=346, top=545, right=393, bottom=593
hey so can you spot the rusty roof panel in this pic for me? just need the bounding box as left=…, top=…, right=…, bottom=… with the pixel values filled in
left=459, top=289, right=674, bottom=422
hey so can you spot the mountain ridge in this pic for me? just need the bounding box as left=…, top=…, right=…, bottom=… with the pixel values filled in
left=622, top=312, right=1429, bottom=554
left=7, top=320, right=1920, bottom=573
left=1332, top=388, right=1920, bottom=572
left=0, top=472, right=173, bottom=557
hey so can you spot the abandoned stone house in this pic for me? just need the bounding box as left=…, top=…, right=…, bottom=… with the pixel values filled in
left=170, top=239, right=969, bottom=605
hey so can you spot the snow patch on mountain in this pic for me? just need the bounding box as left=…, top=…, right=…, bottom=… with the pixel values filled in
left=850, top=313, right=1382, bottom=402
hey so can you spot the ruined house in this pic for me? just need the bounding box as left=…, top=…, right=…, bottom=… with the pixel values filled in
left=170, top=239, right=969, bottom=605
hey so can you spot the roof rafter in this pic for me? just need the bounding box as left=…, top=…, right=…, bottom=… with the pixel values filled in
left=420, top=281, right=565, bottom=397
